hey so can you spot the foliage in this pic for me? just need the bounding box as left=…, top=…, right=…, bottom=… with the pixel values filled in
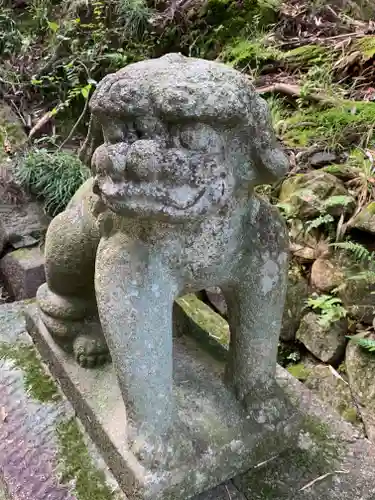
left=282, top=102, right=375, bottom=147
left=15, top=149, right=90, bottom=215
left=305, top=214, right=334, bottom=233
left=307, top=294, right=347, bottom=327
left=348, top=336, right=375, bottom=353
left=332, top=241, right=372, bottom=262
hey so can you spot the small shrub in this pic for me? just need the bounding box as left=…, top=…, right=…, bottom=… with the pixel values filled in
left=15, top=149, right=90, bottom=216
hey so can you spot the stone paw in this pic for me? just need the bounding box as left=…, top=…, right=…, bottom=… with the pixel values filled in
left=73, top=334, right=111, bottom=368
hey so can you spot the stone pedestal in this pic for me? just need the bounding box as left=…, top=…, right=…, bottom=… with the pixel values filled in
left=26, top=309, right=300, bottom=500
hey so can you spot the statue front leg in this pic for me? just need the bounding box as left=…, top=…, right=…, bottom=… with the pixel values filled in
left=223, top=202, right=291, bottom=423
left=95, top=234, right=185, bottom=467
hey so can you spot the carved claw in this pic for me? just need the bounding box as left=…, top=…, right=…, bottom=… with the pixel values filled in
left=73, top=334, right=111, bottom=368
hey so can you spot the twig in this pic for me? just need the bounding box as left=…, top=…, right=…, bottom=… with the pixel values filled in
left=299, top=471, right=349, bottom=491
left=58, top=96, right=89, bottom=150
left=224, top=485, right=232, bottom=500
left=28, top=111, right=54, bottom=140
left=58, top=60, right=92, bottom=150
left=255, top=83, right=337, bottom=105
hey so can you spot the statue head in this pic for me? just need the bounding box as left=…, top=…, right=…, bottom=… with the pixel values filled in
left=89, top=53, right=288, bottom=222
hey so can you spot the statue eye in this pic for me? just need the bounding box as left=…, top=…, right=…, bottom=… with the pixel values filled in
left=102, top=122, right=127, bottom=144
left=179, top=124, right=223, bottom=153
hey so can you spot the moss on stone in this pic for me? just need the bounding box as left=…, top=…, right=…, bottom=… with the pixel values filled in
left=0, top=341, right=61, bottom=402
left=341, top=406, right=359, bottom=424
left=176, top=294, right=230, bottom=347
left=56, top=418, right=115, bottom=500
left=283, top=44, right=330, bottom=67
left=286, top=363, right=311, bottom=381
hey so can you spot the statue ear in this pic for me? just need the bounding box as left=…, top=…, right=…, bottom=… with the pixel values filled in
left=78, top=114, right=103, bottom=169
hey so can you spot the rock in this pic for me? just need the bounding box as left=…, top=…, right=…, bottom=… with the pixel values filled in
left=0, top=102, right=27, bottom=159
left=349, top=202, right=375, bottom=234
left=296, top=312, right=348, bottom=364
left=205, top=287, right=227, bottom=317
left=310, top=258, right=345, bottom=292
left=305, top=364, right=362, bottom=428
left=0, top=221, right=5, bottom=256
left=346, top=339, right=375, bottom=441
left=279, top=171, right=355, bottom=220
left=0, top=246, right=45, bottom=300
left=0, top=201, right=50, bottom=249
left=322, top=163, right=358, bottom=181
left=280, top=265, right=309, bottom=341
left=309, top=151, right=338, bottom=168
left=338, top=271, right=375, bottom=325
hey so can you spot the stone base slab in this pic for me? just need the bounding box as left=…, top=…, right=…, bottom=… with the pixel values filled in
left=25, top=309, right=300, bottom=500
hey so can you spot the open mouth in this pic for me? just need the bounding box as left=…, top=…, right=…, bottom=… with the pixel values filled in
left=96, top=177, right=207, bottom=213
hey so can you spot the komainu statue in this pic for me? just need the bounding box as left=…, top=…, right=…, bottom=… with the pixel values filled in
left=34, top=54, right=294, bottom=486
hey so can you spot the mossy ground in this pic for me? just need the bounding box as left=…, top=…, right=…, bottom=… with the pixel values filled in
left=0, top=341, right=61, bottom=402
left=56, top=418, right=115, bottom=500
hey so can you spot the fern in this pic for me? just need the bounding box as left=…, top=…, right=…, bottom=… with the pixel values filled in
left=305, top=214, right=334, bottom=233
left=332, top=241, right=372, bottom=262
left=349, top=337, right=375, bottom=353
left=307, top=294, right=347, bottom=327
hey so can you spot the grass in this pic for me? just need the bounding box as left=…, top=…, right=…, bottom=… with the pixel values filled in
left=15, top=149, right=90, bottom=216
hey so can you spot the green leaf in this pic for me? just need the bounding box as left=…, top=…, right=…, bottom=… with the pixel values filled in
left=81, top=84, right=92, bottom=99
left=48, top=21, right=59, bottom=33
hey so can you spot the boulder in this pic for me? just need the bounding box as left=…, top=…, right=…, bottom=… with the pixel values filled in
left=305, top=364, right=362, bottom=428
left=0, top=201, right=50, bottom=249
left=280, top=265, right=309, bottom=341
left=0, top=246, right=45, bottom=300
left=349, top=202, right=375, bottom=234
left=338, top=271, right=375, bottom=325
left=310, top=258, right=345, bottom=292
left=279, top=171, right=355, bottom=220
left=346, top=339, right=375, bottom=441
left=309, top=151, right=338, bottom=168
left=296, top=311, right=348, bottom=364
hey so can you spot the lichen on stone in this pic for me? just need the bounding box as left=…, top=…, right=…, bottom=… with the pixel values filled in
left=0, top=341, right=61, bottom=402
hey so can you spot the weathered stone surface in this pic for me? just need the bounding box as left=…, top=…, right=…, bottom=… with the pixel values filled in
left=346, top=338, right=375, bottom=442
left=349, top=201, right=375, bottom=234
left=0, top=247, right=45, bottom=300
left=279, top=171, right=355, bottom=219
left=35, top=53, right=293, bottom=498
left=0, top=221, right=5, bottom=256
left=296, top=312, right=348, bottom=364
left=310, top=258, right=345, bottom=292
left=0, top=201, right=50, bottom=249
left=280, top=264, right=309, bottom=342
left=0, top=301, right=126, bottom=500
left=309, top=151, right=338, bottom=168
left=305, top=364, right=362, bottom=428
left=205, top=287, right=227, bottom=317
left=236, top=367, right=375, bottom=500
left=26, top=306, right=299, bottom=500
left=338, top=271, right=375, bottom=325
